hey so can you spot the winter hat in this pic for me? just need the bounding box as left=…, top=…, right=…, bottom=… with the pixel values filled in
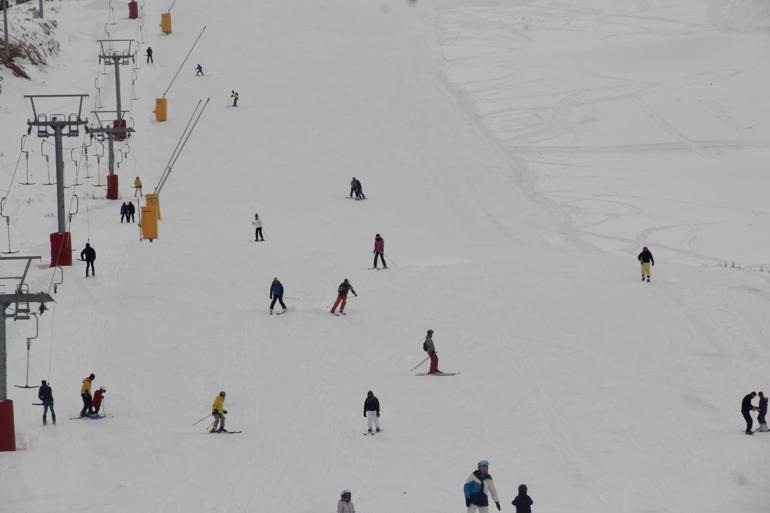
left=41, top=380, right=47, bottom=386
left=219, top=391, right=226, bottom=397
left=88, top=373, right=95, bottom=379
left=427, top=329, right=433, bottom=334
left=341, top=490, right=351, bottom=498
left=478, top=460, right=489, bottom=468
left=99, top=386, right=106, bottom=392
left=367, top=390, right=373, bottom=396
left=518, top=484, right=527, bottom=493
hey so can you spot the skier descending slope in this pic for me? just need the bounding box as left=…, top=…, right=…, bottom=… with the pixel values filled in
left=211, top=391, right=228, bottom=433
left=638, top=246, right=654, bottom=282
left=423, top=329, right=441, bottom=375
left=331, top=279, right=357, bottom=315
left=363, top=390, right=381, bottom=434
left=338, top=490, right=355, bottom=513
left=464, top=460, right=501, bottom=513
left=372, top=234, right=387, bottom=269
left=269, top=277, right=287, bottom=314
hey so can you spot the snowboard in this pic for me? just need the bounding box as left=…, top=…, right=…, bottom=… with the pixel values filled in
left=209, top=430, right=242, bottom=434
left=414, top=372, right=459, bottom=376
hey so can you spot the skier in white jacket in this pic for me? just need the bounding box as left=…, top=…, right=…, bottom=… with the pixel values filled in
left=338, top=490, right=355, bottom=513
left=253, top=213, right=264, bottom=241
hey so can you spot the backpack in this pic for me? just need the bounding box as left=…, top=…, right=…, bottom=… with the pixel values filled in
left=423, top=340, right=429, bottom=351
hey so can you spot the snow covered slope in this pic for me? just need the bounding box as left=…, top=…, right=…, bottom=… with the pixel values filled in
left=1, top=1, right=769, bottom=512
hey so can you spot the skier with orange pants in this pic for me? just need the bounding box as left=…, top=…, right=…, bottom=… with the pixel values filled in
left=331, top=279, right=357, bottom=315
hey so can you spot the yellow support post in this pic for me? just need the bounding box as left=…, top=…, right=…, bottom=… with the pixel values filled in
left=141, top=205, right=158, bottom=241
left=155, top=98, right=167, bottom=122
left=145, top=193, right=161, bottom=220
left=161, top=12, right=172, bottom=34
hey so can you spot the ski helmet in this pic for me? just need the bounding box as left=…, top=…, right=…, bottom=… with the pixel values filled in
left=367, top=390, right=373, bottom=396
left=478, top=460, right=489, bottom=468
left=427, top=329, right=433, bottom=334
left=89, top=373, right=95, bottom=379
left=341, top=490, right=351, bottom=498
left=99, top=386, right=106, bottom=392
left=219, top=391, right=226, bottom=397
left=518, top=484, right=527, bottom=493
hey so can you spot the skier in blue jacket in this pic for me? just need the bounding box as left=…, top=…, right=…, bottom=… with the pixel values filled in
left=464, top=460, right=500, bottom=513
left=269, top=278, right=287, bottom=314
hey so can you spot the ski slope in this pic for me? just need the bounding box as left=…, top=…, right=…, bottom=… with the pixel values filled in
left=1, top=1, right=769, bottom=512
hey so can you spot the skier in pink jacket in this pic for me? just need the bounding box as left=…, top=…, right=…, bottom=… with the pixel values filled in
left=373, top=234, right=386, bottom=269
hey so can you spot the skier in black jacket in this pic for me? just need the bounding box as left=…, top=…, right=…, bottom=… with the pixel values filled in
left=742, top=391, right=757, bottom=434
left=127, top=201, right=136, bottom=223
left=363, top=390, right=380, bottom=434
left=80, top=243, right=96, bottom=277
left=331, top=279, right=357, bottom=315
left=758, top=392, right=768, bottom=432
left=512, top=484, right=533, bottom=513
left=120, top=202, right=128, bottom=223
left=269, top=277, right=286, bottom=314
left=638, top=246, right=654, bottom=282
left=38, top=380, right=56, bottom=425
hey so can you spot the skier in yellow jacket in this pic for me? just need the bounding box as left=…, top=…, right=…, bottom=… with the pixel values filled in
left=134, top=176, right=143, bottom=197
left=80, top=373, right=95, bottom=417
left=211, top=391, right=228, bottom=433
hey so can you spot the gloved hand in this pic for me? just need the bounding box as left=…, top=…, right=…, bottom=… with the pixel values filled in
left=223, top=410, right=228, bottom=414
left=363, top=413, right=366, bottom=418
left=496, top=502, right=501, bottom=510
left=376, top=412, right=380, bottom=417
left=466, top=500, right=471, bottom=508
left=354, top=293, right=358, bottom=297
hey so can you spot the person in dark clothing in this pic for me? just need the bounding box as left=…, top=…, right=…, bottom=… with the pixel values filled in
left=758, top=392, right=768, bottom=432
left=363, top=390, right=380, bottom=434
left=231, top=90, right=239, bottom=107
left=742, top=391, right=757, bottom=434
left=354, top=179, right=365, bottom=200
left=80, top=243, right=96, bottom=277
left=512, top=484, right=533, bottom=513
left=269, top=277, right=287, bottom=314
left=463, top=460, right=500, bottom=513
left=373, top=234, right=386, bottom=269
left=38, top=380, right=56, bottom=425
left=331, top=279, right=357, bottom=315
left=80, top=373, right=95, bottom=417
left=127, top=201, right=136, bottom=223
left=195, top=64, right=204, bottom=76
left=423, top=329, right=441, bottom=374
left=350, top=177, right=358, bottom=198
left=146, top=46, right=153, bottom=64
left=638, top=246, right=654, bottom=282
left=120, top=202, right=128, bottom=223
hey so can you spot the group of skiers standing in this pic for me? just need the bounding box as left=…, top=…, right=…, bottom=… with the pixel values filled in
left=741, top=391, right=768, bottom=434
left=119, top=201, right=136, bottom=223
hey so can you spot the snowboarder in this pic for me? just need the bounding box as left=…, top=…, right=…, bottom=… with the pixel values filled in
left=38, top=380, right=55, bottom=425
left=758, top=391, right=768, bottom=432
left=80, top=243, right=96, bottom=278
left=195, top=64, right=204, bottom=76
left=423, top=329, right=441, bottom=374
left=373, top=234, right=386, bottom=269
left=363, top=390, right=380, bottom=434
left=120, top=202, right=128, bottom=223
left=741, top=391, right=757, bottom=434
left=464, top=460, right=501, bottom=513
left=230, top=90, right=239, bottom=107
left=338, top=490, right=355, bottom=513
left=211, top=391, right=228, bottom=433
left=127, top=201, right=136, bottom=223
left=638, top=246, right=654, bottom=282
left=511, top=484, right=533, bottom=513
left=331, top=279, right=357, bottom=315
left=91, top=386, right=106, bottom=416
left=80, top=373, right=95, bottom=417
left=354, top=179, right=365, bottom=200
left=145, top=46, right=153, bottom=64
left=270, top=277, right=286, bottom=314
left=253, top=213, right=264, bottom=241
left=134, top=176, right=143, bottom=197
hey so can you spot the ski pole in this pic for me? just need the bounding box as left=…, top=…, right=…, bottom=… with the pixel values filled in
left=410, top=356, right=429, bottom=372
left=193, top=413, right=212, bottom=426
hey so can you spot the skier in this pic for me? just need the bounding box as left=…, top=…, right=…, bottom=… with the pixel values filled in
left=758, top=391, right=768, bottom=432
left=211, top=391, right=228, bottom=433
left=354, top=179, right=365, bottom=200
left=120, top=202, right=128, bottom=223
left=38, top=380, right=55, bottom=425
left=80, top=373, right=95, bottom=417
left=134, top=176, right=143, bottom=197
left=511, top=484, right=533, bottom=513
left=423, top=329, right=441, bottom=375
left=91, top=387, right=107, bottom=417
left=253, top=213, right=264, bottom=241
left=195, top=64, right=204, bottom=76
left=338, top=490, right=355, bottom=513
left=127, top=201, right=136, bottom=223
left=80, top=243, right=96, bottom=278
left=349, top=177, right=358, bottom=198
left=145, top=46, right=153, bottom=64
left=637, top=246, right=654, bottom=282
left=464, top=460, right=501, bottom=513
left=741, top=391, right=757, bottom=434
left=330, top=279, right=357, bottom=315
left=230, top=90, right=239, bottom=107
left=269, top=277, right=287, bottom=314
left=363, top=390, right=380, bottom=434
left=372, top=234, right=386, bottom=269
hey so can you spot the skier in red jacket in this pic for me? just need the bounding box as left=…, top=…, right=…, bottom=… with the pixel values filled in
left=91, top=387, right=107, bottom=416
left=373, top=234, right=386, bottom=269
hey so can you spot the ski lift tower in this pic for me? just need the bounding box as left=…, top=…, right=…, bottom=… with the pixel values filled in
left=98, top=39, right=135, bottom=199
left=25, top=94, right=89, bottom=267
left=89, top=110, right=134, bottom=200
left=0, top=256, right=54, bottom=451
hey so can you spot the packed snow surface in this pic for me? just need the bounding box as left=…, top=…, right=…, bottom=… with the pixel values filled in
left=1, top=1, right=769, bottom=512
